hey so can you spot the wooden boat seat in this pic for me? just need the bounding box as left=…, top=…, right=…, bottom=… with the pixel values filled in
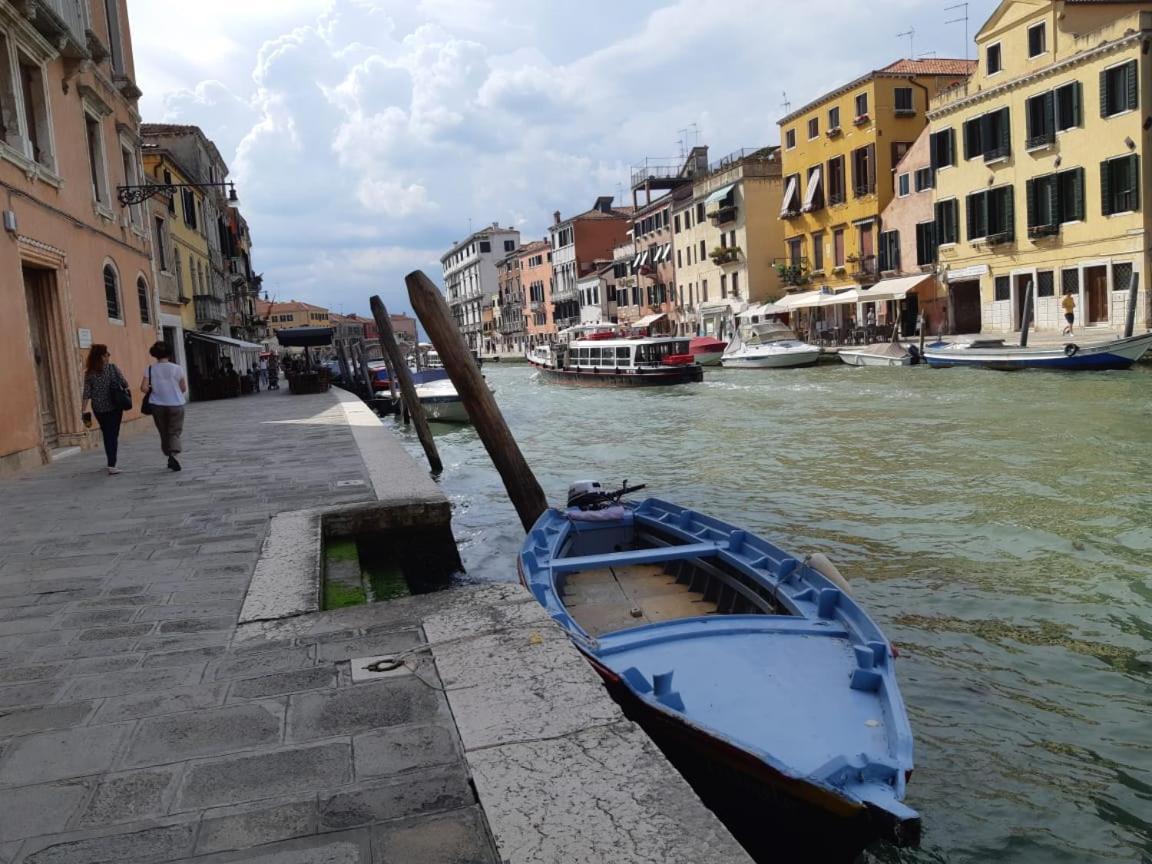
left=550, top=541, right=725, bottom=575
left=561, top=564, right=719, bottom=637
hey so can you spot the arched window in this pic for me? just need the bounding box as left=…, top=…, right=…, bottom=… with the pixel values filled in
left=103, top=264, right=120, bottom=319
left=137, top=276, right=150, bottom=324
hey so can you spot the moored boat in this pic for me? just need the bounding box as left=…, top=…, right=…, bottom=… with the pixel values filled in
left=924, top=332, right=1152, bottom=370
left=519, top=481, right=918, bottom=859
left=837, top=342, right=922, bottom=367
left=689, top=335, right=727, bottom=366
left=720, top=320, right=821, bottom=369
left=527, top=327, right=703, bottom=386
left=410, top=376, right=494, bottom=423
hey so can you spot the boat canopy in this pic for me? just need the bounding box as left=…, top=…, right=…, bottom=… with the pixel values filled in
left=275, top=326, right=334, bottom=347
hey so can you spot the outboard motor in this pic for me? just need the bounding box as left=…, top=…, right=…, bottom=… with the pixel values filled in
left=908, top=344, right=922, bottom=365
left=567, top=480, right=607, bottom=510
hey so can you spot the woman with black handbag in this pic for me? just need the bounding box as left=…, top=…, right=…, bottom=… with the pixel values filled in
left=80, top=343, right=131, bottom=475
left=141, top=341, right=187, bottom=471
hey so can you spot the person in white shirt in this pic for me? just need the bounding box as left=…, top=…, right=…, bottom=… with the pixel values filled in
left=141, top=341, right=188, bottom=472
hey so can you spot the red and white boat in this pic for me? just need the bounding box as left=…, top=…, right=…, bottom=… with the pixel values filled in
left=689, top=335, right=727, bottom=366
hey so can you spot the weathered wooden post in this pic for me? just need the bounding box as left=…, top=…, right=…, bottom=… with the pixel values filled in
left=406, top=270, right=548, bottom=531
left=1018, top=280, right=1035, bottom=347
left=369, top=296, right=443, bottom=475
left=1123, top=271, right=1140, bottom=338
left=353, top=342, right=375, bottom=402
left=334, top=339, right=352, bottom=389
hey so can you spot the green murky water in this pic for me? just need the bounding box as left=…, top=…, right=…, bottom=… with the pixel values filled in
left=391, top=362, right=1152, bottom=864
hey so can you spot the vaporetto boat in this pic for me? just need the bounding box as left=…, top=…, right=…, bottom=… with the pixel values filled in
left=924, top=332, right=1152, bottom=371
left=527, top=326, right=703, bottom=386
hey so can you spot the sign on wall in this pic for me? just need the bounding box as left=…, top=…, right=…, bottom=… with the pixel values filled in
left=77, top=328, right=92, bottom=349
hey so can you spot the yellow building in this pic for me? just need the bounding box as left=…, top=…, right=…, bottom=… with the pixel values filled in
left=929, top=0, right=1150, bottom=334
left=256, top=299, right=331, bottom=331
left=142, top=148, right=212, bottom=335
left=777, top=59, right=975, bottom=294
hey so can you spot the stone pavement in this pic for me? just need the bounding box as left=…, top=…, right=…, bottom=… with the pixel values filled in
left=0, top=389, right=499, bottom=863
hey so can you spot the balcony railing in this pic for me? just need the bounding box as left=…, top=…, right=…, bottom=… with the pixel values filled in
left=1025, top=131, right=1055, bottom=150
left=853, top=183, right=876, bottom=197
left=26, top=0, right=89, bottom=59
left=193, top=294, right=225, bottom=327
left=708, top=204, right=738, bottom=224
left=1028, top=223, right=1059, bottom=238
left=983, top=145, right=1011, bottom=163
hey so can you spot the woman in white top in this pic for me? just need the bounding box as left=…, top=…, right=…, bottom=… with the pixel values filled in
left=141, top=341, right=188, bottom=472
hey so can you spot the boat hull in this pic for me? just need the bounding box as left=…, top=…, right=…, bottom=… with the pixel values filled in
left=925, top=333, right=1152, bottom=370
left=837, top=349, right=912, bottom=367
left=527, top=359, right=703, bottom=386
left=721, top=350, right=822, bottom=369
left=417, top=395, right=468, bottom=422
left=691, top=351, right=724, bottom=366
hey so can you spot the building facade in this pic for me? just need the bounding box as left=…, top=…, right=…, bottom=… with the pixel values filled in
left=620, top=198, right=677, bottom=331
left=550, top=197, right=632, bottom=331
left=1, top=0, right=158, bottom=472
left=777, top=59, right=975, bottom=297
left=495, top=251, right=526, bottom=354
left=929, top=0, right=1151, bottom=333
left=519, top=240, right=555, bottom=346
left=440, top=224, right=520, bottom=352
left=672, top=148, right=787, bottom=337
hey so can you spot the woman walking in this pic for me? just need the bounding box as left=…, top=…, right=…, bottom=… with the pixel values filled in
left=80, top=344, right=128, bottom=475
left=142, top=341, right=188, bottom=471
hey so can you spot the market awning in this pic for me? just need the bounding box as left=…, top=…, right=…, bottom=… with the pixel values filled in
left=775, top=290, right=825, bottom=310
left=740, top=302, right=788, bottom=317
left=635, top=250, right=649, bottom=268
left=858, top=273, right=933, bottom=302
left=801, top=167, right=822, bottom=212
left=816, top=288, right=862, bottom=306
left=705, top=183, right=736, bottom=205
left=187, top=331, right=264, bottom=351
left=274, top=326, right=334, bottom=347
left=779, top=176, right=799, bottom=218
left=633, top=312, right=667, bottom=329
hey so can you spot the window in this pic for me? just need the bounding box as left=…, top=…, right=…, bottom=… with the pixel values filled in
left=1101, top=61, right=1137, bottom=117
left=1062, top=268, right=1079, bottom=296
left=181, top=189, right=197, bottom=229
left=1037, top=270, right=1055, bottom=298
left=964, top=107, right=1010, bottom=161
left=994, top=275, right=1010, bottom=301
left=878, top=230, right=900, bottom=272
left=0, top=33, right=18, bottom=151
left=987, top=43, right=1002, bottom=75
left=1114, top=262, right=1134, bottom=292
left=966, top=186, right=1015, bottom=241
left=696, top=202, right=705, bottom=222
left=153, top=217, right=167, bottom=270
left=84, top=112, right=109, bottom=205
left=892, top=141, right=912, bottom=166
left=828, top=106, right=840, bottom=130
left=719, top=274, right=727, bottom=297
left=914, top=168, right=934, bottom=192
left=935, top=199, right=960, bottom=245
left=1101, top=154, right=1139, bottom=215
left=827, top=155, right=846, bottom=205
left=104, top=0, right=124, bottom=74
left=676, top=248, right=682, bottom=268
left=803, top=165, right=823, bottom=212
left=121, top=143, right=141, bottom=228
left=1027, top=22, right=1046, bottom=57
left=808, top=117, right=819, bottom=139
left=930, top=128, right=955, bottom=169
left=731, top=272, right=740, bottom=298
left=897, top=174, right=910, bottom=197
left=833, top=228, right=845, bottom=267
left=137, top=276, right=150, bottom=324
left=1026, top=168, right=1084, bottom=233
left=504, top=240, right=515, bottom=252
left=787, top=237, right=803, bottom=268
left=104, top=264, right=121, bottom=319
left=1055, top=81, right=1082, bottom=131
left=17, top=54, right=52, bottom=169
left=1026, top=91, right=1055, bottom=148
left=894, top=87, right=914, bottom=115
left=915, top=222, right=937, bottom=266
left=851, top=144, right=875, bottom=196
left=854, top=92, right=868, bottom=119
left=674, top=214, right=680, bottom=233
left=785, top=128, right=796, bottom=149
left=479, top=241, right=491, bottom=253
left=701, top=279, right=708, bottom=302
left=699, top=239, right=705, bottom=260
left=811, top=232, right=824, bottom=271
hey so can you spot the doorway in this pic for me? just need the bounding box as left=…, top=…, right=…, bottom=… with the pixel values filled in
left=1085, top=266, right=1109, bottom=324
left=950, top=280, right=982, bottom=333
left=23, top=266, right=61, bottom=450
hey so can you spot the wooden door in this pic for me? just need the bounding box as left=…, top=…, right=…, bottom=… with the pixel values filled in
left=23, top=268, right=59, bottom=449
left=950, top=281, right=982, bottom=333
left=1086, top=266, right=1108, bottom=323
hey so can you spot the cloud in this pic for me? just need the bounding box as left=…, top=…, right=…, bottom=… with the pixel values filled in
left=134, top=0, right=1000, bottom=317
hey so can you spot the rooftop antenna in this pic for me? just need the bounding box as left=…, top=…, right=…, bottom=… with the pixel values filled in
left=467, top=216, right=472, bottom=235
left=677, top=128, right=688, bottom=158
left=780, top=91, right=791, bottom=114
left=687, top=122, right=699, bottom=150
left=945, top=2, right=970, bottom=60
left=897, top=26, right=915, bottom=59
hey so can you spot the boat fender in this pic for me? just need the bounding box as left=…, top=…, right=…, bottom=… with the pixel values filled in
left=1064, top=343, right=1080, bottom=357
left=806, top=553, right=851, bottom=595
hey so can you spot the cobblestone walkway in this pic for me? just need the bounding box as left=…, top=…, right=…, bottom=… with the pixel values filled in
left=0, top=390, right=497, bottom=863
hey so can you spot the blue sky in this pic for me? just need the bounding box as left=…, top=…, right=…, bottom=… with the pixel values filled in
left=128, top=0, right=1000, bottom=318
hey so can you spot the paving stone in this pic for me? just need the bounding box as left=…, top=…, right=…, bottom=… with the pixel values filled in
left=136, top=602, right=241, bottom=622
left=74, top=623, right=154, bottom=643
left=32, top=636, right=141, bottom=662
left=94, top=683, right=229, bottom=723
left=168, top=588, right=246, bottom=603
left=177, top=830, right=370, bottom=864
left=286, top=679, right=445, bottom=743
left=0, top=779, right=91, bottom=842
left=74, top=596, right=153, bottom=609
left=140, top=646, right=226, bottom=667
left=133, top=631, right=230, bottom=653
left=0, top=681, right=64, bottom=709
left=0, top=702, right=96, bottom=737
left=209, top=648, right=313, bottom=680
left=67, top=655, right=142, bottom=676
left=122, top=702, right=283, bottom=768
left=313, top=631, right=423, bottom=664
left=194, top=796, right=318, bottom=855
left=229, top=666, right=336, bottom=700
left=58, top=608, right=138, bottom=629
left=20, top=822, right=196, bottom=864
left=176, top=741, right=352, bottom=810
left=78, top=766, right=182, bottom=826
left=156, top=616, right=234, bottom=634
left=371, top=806, right=497, bottom=864
left=61, top=666, right=204, bottom=701
left=0, top=723, right=131, bottom=786
left=0, top=663, right=66, bottom=684
left=353, top=723, right=460, bottom=779
left=318, top=765, right=474, bottom=831
left=107, top=586, right=147, bottom=596
left=0, top=631, right=64, bottom=653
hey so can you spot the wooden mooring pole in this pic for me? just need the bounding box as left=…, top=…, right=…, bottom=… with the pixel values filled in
left=369, top=296, right=443, bottom=475
left=1123, top=271, right=1140, bottom=338
left=334, top=339, right=354, bottom=391
left=406, top=269, right=548, bottom=531
left=1019, top=280, right=1035, bottom=347
left=353, top=342, right=375, bottom=402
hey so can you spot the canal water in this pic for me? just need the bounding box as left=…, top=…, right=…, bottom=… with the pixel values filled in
left=389, top=362, right=1152, bottom=864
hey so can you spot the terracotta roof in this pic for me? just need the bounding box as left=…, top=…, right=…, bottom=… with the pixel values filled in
left=880, top=59, right=977, bottom=76
left=517, top=239, right=550, bottom=255
left=140, top=123, right=201, bottom=135
left=257, top=299, right=329, bottom=315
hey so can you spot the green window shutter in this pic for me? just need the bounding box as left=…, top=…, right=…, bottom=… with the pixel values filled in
left=1101, top=159, right=1113, bottom=216
left=1125, top=60, right=1138, bottom=111
left=963, top=120, right=975, bottom=159
left=1026, top=178, right=1036, bottom=228
left=1072, top=82, right=1082, bottom=127
left=930, top=133, right=940, bottom=169
left=1130, top=154, right=1140, bottom=212
left=946, top=129, right=955, bottom=165
left=1042, top=91, right=1055, bottom=136
left=1100, top=68, right=1110, bottom=117
left=966, top=195, right=977, bottom=237
left=1049, top=175, right=1060, bottom=224
left=1072, top=167, right=1085, bottom=221
left=999, top=108, right=1011, bottom=154
left=1003, top=188, right=1015, bottom=240
left=952, top=200, right=961, bottom=243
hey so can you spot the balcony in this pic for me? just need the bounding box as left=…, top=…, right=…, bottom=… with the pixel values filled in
left=986, top=231, right=1014, bottom=246
left=193, top=294, right=225, bottom=329
left=1028, top=223, right=1059, bottom=239
left=853, top=113, right=870, bottom=126
left=852, top=184, right=876, bottom=198
left=983, top=145, right=1011, bottom=164
left=711, top=247, right=741, bottom=266
left=773, top=258, right=809, bottom=287
left=1025, top=131, right=1055, bottom=151
left=24, top=0, right=89, bottom=59
left=708, top=204, right=738, bottom=224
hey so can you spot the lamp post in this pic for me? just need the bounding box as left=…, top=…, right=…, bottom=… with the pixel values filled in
left=116, top=181, right=239, bottom=207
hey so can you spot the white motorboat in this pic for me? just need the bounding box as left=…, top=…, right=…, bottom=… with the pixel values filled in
left=720, top=321, right=821, bottom=369
left=411, top=377, right=494, bottom=423
left=837, top=342, right=918, bottom=367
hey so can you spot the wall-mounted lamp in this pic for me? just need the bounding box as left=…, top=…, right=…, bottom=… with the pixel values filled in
left=1125, top=136, right=1136, bottom=150
left=116, top=181, right=240, bottom=208
left=1054, top=155, right=1062, bottom=168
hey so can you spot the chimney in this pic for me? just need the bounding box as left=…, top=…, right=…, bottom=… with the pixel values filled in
left=593, top=196, right=613, bottom=213
left=492, top=221, right=499, bottom=229
left=553, top=210, right=561, bottom=225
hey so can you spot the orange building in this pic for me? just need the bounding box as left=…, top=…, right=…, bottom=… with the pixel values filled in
left=1, top=0, right=156, bottom=473
left=518, top=239, right=555, bottom=345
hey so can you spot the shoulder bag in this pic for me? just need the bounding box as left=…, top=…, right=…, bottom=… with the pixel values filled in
left=111, top=363, right=133, bottom=412
left=140, top=366, right=154, bottom=416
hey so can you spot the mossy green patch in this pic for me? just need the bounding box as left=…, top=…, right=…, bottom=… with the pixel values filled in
left=326, top=538, right=360, bottom=563
left=324, top=580, right=367, bottom=609
left=366, top=561, right=411, bottom=602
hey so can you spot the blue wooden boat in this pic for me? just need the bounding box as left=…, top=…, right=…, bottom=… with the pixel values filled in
left=924, top=332, right=1152, bottom=370
left=519, top=482, right=918, bottom=858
